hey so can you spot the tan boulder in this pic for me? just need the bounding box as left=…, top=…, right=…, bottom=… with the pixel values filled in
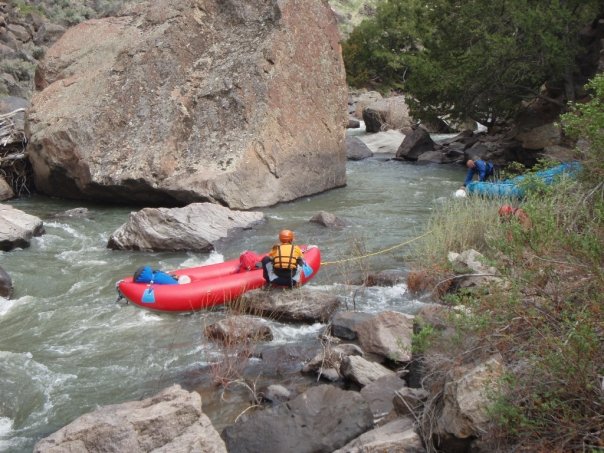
left=27, top=0, right=347, bottom=209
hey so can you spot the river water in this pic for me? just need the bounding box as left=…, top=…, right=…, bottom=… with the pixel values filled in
left=0, top=129, right=465, bottom=452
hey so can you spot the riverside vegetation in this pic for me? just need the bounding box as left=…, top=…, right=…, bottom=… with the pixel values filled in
left=406, top=75, right=604, bottom=452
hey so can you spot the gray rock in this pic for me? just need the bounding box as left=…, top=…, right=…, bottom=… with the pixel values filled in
left=34, top=384, right=227, bottom=453
left=331, top=311, right=373, bottom=340
left=340, top=355, right=395, bottom=387
left=262, top=384, right=291, bottom=404
left=0, top=203, right=44, bottom=251
left=333, top=417, right=425, bottom=453
left=355, top=311, right=415, bottom=363
left=309, top=210, right=346, bottom=228
left=346, top=135, right=373, bottom=160
left=204, top=315, right=273, bottom=344
left=222, top=385, right=373, bottom=453
left=107, top=202, right=263, bottom=252
left=361, top=374, right=407, bottom=422
left=395, top=127, right=435, bottom=161
left=0, top=177, right=14, bottom=201
left=239, top=287, right=340, bottom=324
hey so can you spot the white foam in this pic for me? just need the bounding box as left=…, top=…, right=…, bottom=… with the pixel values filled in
left=0, top=417, right=13, bottom=437
left=0, top=297, right=17, bottom=317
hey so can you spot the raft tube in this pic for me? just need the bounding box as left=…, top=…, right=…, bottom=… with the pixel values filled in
left=116, top=245, right=321, bottom=312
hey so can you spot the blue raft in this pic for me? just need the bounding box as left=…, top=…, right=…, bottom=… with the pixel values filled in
left=467, top=162, right=582, bottom=198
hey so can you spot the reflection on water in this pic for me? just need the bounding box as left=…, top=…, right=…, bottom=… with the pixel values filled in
left=0, top=147, right=465, bottom=451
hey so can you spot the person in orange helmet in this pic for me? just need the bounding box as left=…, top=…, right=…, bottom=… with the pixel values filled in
left=498, top=204, right=532, bottom=230
left=261, top=229, right=304, bottom=288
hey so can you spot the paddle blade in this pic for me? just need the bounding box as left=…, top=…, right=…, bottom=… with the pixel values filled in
left=142, top=288, right=155, bottom=304
left=302, top=262, right=314, bottom=278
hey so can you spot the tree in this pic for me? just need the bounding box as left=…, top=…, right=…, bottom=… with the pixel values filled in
left=560, top=74, right=604, bottom=183
left=343, top=0, right=603, bottom=128
left=342, top=0, right=427, bottom=90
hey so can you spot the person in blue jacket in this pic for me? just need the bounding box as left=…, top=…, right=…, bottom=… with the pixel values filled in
left=463, top=159, right=494, bottom=187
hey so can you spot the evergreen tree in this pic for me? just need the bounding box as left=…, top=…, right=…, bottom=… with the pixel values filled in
left=343, top=0, right=603, bottom=128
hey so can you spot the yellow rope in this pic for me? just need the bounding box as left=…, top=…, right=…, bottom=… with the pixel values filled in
left=320, top=230, right=432, bottom=266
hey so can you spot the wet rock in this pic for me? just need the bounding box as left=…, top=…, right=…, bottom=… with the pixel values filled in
left=54, top=207, right=90, bottom=219
left=107, top=203, right=263, bottom=252
left=0, top=265, right=12, bottom=298
left=258, top=343, right=322, bottom=375
left=0, top=203, right=44, bottom=251
left=204, top=315, right=273, bottom=345
left=364, top=269, right=406, bottom=287
left=347, top=118, right=360, bottom=128
left=239, top=287, right=341, bottom=324
left=309, top=210, right=346, bottom=228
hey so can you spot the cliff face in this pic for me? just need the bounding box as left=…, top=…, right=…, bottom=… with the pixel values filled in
left=26, top=0, right=348, bottom=209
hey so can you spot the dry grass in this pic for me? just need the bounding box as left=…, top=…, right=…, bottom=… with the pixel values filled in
left=409, top=177, right=604, bottom=452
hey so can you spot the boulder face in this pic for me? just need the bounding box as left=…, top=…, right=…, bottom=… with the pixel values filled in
left=26, top=0, right=348, bottom=209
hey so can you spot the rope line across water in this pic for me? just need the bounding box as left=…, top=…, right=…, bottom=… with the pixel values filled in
left=320, top=230, right=432, bottom=266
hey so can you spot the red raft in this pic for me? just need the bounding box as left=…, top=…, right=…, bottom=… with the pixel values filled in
left=116, top=245, right=321, bottom=312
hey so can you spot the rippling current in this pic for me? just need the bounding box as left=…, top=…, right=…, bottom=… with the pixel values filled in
left=0, top=130, right=465, bottom=452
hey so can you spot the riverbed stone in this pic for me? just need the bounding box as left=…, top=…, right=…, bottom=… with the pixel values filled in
left=238, top=287, right=341, bottom=324
left=107, top=203, right=263, bottom=252
left=204, top=315, right=273, bottom=345
left=33, top=384, right=227, bottom=453
left=309, top=210, right=346, bottom=228
left=27, top=0, right=347, bottom=209
left=0, top=203, right=44, bottom=251
left=222, top=384, right=373, bottom=453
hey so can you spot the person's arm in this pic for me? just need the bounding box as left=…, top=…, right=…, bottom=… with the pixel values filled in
left=477, top=161, right=488, bottom=181
left=463, top=167, right=475, bottom=187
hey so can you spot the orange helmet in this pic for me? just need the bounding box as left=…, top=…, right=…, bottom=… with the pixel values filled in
left=498, top=204, right=514, bottom=217
left=279, top=229, right=294, bottom=243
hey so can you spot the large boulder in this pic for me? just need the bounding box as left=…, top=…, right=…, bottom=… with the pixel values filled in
left=34, top=384, right=227, bottom=453
left=27, top=0, right=347, bottom=209
left=107, top=202, right=263, bottom=251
